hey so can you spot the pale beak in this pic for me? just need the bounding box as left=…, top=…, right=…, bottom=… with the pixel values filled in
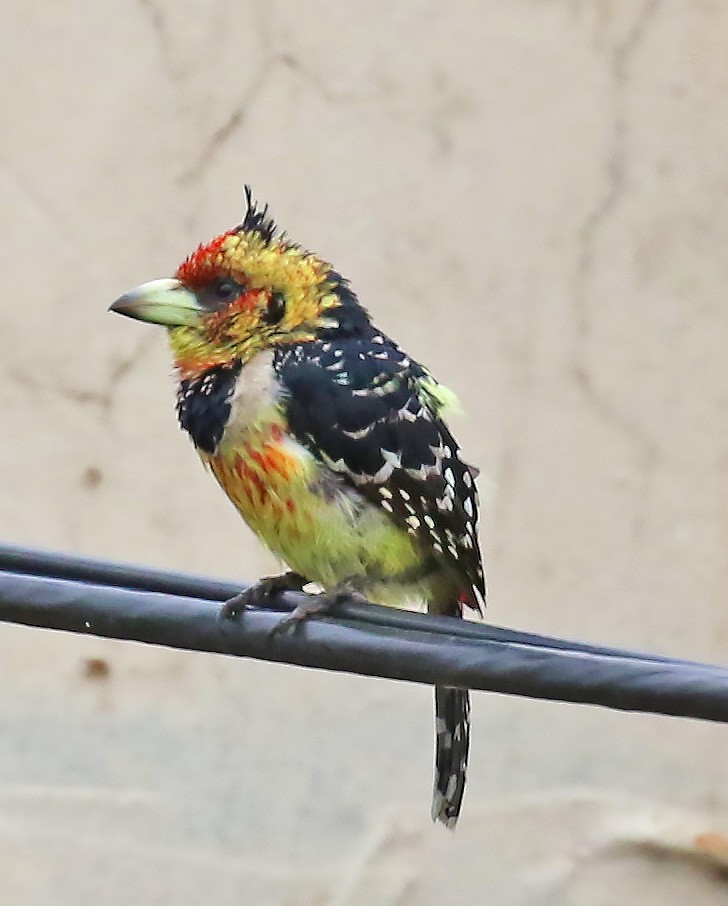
left=109, top=278, right=203, bottom=327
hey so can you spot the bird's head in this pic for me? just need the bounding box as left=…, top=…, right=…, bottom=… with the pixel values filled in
left=110, top=188, right=369, bottom=379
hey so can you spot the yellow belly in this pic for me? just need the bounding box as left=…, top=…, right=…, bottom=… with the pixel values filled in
left=202, top=423, right=425, bottom=599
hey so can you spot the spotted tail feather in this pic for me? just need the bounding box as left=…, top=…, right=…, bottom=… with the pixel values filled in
left=431, top=685, right=470, bottom=828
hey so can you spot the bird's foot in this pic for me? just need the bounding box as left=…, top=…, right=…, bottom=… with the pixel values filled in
left=220, top=571, right=308, bottom=620
left=270, top=582, right=371, bottom=637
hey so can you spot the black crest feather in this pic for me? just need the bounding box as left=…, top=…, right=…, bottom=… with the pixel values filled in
left=238, top=185, right=277, bottom=243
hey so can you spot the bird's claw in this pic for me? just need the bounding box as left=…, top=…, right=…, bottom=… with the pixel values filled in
left=219, top=571, right=307, bottom=621
left=268, top=596, right=329, bottom=637
left=268, top=584, right=369, bottom=639
left=219, top=588, right=258, bottom=620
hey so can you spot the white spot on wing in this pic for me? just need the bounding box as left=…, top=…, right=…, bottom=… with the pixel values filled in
left=382, top=449, right=402, bottom=468
left=342, top=424, right=374, bottom=440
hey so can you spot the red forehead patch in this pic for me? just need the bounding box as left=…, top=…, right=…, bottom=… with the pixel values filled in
left=175, top=230, right=237, bottom=289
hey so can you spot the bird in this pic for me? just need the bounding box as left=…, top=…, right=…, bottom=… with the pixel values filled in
left=110, top=187, right=486, bottom=827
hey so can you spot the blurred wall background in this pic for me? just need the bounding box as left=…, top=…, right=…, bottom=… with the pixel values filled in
left=2, top=1, right=728, bottom=902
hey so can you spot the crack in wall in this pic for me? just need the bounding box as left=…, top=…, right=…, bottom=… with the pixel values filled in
left=176, top=0, right=276, bottom=185
left=137, top=0, right=184, bottom=81
left=177, top=0, right=362, bottom=187
left=571, top=0, right=661, bottom=541
left=177, top=58, right=276, bottom=185
left=0, top=156, right=76, bottom=247
left=423, top=71, right=472, bottom=160
left=278, top=53, right=359, bottom=106
left=177, top=51, right=363, bottom=185
left=174, top=5, right=466, bottom=185
left=8, top=334, right=156, bottom=420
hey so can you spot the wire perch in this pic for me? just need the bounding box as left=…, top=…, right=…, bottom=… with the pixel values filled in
left=0, top=543, right=727, bottom=723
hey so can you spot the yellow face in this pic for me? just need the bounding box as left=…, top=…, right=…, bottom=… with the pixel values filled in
left=111, top=225, right=343, bottom=378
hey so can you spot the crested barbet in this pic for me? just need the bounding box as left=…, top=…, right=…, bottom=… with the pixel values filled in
left=110, top=188, right=486, bottom=828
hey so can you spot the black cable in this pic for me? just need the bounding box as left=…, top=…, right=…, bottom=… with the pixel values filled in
left=0, top=543, right=704, bottom=667
left=0, top=547, right=727, bottom=723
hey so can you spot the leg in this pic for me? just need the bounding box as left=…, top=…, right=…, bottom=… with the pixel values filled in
left=269, top=560, right=435, bottom=636
left=220, top=571, right=308, bottom=620
left=269, top=581, right=370, bottom=636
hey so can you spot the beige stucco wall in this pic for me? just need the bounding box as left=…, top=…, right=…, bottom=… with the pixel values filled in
left=2, top=0, right=728, bottom=902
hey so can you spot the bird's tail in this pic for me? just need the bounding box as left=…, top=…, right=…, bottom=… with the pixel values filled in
left=431, top=685, right=470, bottom=828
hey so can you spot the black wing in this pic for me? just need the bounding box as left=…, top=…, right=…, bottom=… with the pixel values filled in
left=275, top=335, right=485, bottom=612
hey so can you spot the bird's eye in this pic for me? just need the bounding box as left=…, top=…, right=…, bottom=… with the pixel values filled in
left=263, top=291, right=286, bottom=325
left=213, top=279, right=240, bottom=301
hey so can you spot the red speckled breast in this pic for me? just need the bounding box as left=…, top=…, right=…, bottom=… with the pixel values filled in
left=204, top=423, right=315, bottom=548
